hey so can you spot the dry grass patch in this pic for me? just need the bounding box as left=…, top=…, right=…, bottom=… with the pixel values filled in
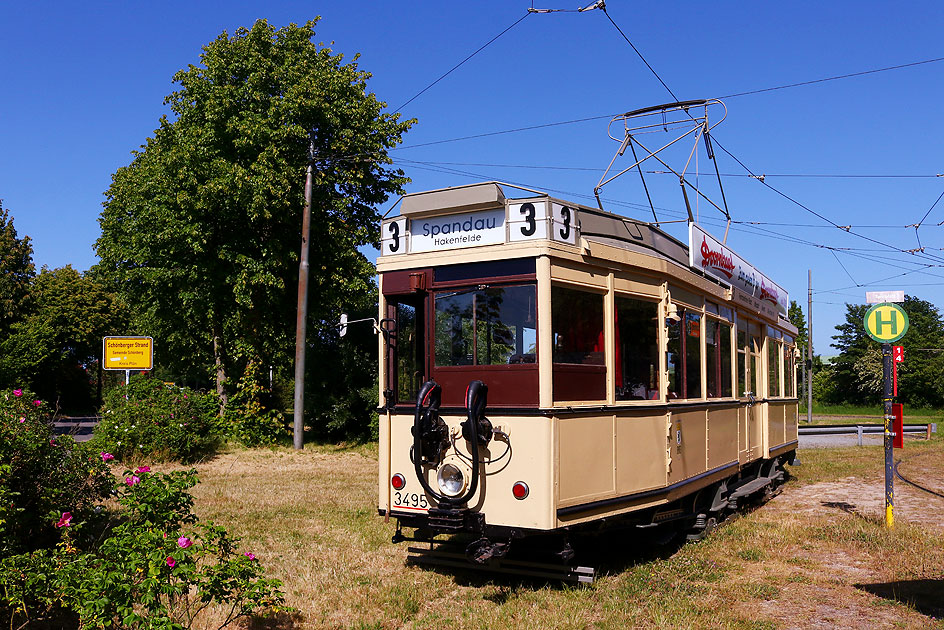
left=141, top=438, right=944, bottom=629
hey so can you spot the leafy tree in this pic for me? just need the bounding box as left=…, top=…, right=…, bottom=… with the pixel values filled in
left=94, top=19, right=413, bottom=415
left=828, top=295, right=944, bottom=407
left=788, top=299, right=808, bottom=400
left=0, top=202, right=35, bottom=346
left=0, top=266, right=128, bottom=411
left=788, top=300, right=808, bottom=354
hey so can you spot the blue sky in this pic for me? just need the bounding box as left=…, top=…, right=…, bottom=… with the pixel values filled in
left=2, top=1, right=943, bottom=354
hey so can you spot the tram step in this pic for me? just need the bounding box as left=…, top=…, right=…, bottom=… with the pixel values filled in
left=729, top=477, right=772, bottom=500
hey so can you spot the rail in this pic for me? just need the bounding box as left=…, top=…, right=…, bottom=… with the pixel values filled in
left=799, top=423, right=937, bottom=446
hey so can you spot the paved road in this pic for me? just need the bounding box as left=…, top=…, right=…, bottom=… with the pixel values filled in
left=53, top=418, right=98, bottom=443
left=798, top=433, right=886, bottom=449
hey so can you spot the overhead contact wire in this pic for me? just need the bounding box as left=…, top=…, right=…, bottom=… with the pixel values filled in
left=392, top=11, right=531, bottom=113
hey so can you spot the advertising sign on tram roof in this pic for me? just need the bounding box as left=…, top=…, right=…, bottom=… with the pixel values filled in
left=689, top=223, right=789, bottom=317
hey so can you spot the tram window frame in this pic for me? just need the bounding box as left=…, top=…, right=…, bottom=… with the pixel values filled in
left=736, top=316, right=762, bottom=399
left=433, top=283, right=537, bottom=368
left=389, top=296, right=426, bottom=404
left=614, top=294, right=660, bottom=401
left=783, top=334, right=796, bottom=398
left=666, top=307, right=703, bottom=400
left=706, top=318, right=733, bottom=398
left=552, top=284, right=606, bottom=402
left=767, top=327, right=782, bottom=398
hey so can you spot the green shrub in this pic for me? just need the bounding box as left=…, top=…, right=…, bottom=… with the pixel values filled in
left=92, top=375, right=221, bottom=462
left=0, top=468, right=287, bottom=629
left=224, top=361, right=287, bottom=447
left=0, top=387, right=112, bottom=556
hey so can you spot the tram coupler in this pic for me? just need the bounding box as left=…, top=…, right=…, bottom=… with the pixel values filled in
left=466, top=537, right=510, bottom=565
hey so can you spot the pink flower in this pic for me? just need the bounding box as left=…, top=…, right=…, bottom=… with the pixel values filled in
left=244, top=552, right=256, bottom=561
left=101, top=452, right=114, bottom=462
left=55, top=512, right=73, bottom=528
left=12, top=389, right=22, bottom=397
left=125, top=475, right=140, bottom=486
left=33, top=400, right=41, bottom=407
left=18, top=418, right=25, bottom=423
left=135, top=466, right=151, bottom=474
left=166, top=556, right=176, bottom=568
left=177, top=536, right=192, bottom=549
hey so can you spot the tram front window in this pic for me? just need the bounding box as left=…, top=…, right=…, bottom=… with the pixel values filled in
left=434, top=285, right=536, bottom=366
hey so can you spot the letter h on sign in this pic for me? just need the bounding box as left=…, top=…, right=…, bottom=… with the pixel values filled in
left=874, top=310, right=898, bottom=336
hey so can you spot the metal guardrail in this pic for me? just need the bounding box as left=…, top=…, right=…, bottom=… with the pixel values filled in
left=799, top=423, right=937, bottom=446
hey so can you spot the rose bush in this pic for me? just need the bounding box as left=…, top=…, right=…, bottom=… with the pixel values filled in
left=0, top=467, right=287, bottom=629
left=0, top=387, right=112, bottom=556
left=91, top=375, right=221, bottom=462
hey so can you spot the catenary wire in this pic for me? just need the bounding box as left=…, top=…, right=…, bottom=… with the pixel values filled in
left=392, top=12, right=532, bottom=113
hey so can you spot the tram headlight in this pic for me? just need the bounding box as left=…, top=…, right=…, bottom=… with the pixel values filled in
left=437, top=463, right=466, bottom=497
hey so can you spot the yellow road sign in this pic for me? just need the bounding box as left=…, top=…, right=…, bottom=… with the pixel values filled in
left=863, top=303, right=909, bottom=343
left=103, top=336, right=153, bottom=370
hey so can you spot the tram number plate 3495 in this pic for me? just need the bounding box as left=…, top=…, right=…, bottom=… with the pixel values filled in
left=393, top=491, right=429, bottom=512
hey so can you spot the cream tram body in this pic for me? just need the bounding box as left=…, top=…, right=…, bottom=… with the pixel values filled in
left=376, top=182, right=798, bottom=544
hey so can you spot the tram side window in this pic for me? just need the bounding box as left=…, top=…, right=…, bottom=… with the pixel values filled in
left=552, top=285, right=605, bottom=401
left=736, top=328, right=747, bottom=397
left=768, top=338, right=782, bottom=398
left=394, top=299, right=424, bottom=402
left=615, top=296, right=660, bottom=400
left=434, top=285, right=536, bottom=366
left=784, top=339, right=795, bottom=398
left=666, top=309, right=702, bottom=399
left=685, top=313, right=702, bottom=399
left=706, top=320, right=733, bottom=398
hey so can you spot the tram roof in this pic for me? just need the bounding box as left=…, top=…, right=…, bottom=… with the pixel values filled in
left=394, top=182, right=795, bottom=332
left=399, top=181, right=691, bottom=269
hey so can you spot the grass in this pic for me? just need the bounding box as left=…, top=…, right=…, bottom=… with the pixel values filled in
left=153, top=437, right=944, bottom=629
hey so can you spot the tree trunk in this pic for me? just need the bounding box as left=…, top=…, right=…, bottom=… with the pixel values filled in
left=212, top=320, right=228, bottom=412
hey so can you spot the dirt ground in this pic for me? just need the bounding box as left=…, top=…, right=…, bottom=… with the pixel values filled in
left=783, top=449, right=944, bottom=529
left=751, top=447, right=944, bottom=629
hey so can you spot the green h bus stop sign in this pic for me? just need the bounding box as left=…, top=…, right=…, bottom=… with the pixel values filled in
left=863, top=302, right=909, bottom=343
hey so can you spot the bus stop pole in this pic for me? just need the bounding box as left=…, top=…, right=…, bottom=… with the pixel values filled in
left=882, top=342, right=894, bottom=527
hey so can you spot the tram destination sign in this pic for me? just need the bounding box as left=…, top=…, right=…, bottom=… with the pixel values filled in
left=381, top=201, right=579, bottom=256
left=103, top=336, right=153, bottom=371
left=689, top=223, right=788, bottom=317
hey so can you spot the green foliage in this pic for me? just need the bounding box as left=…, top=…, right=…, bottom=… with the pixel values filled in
left=305, top=307, right=379, bottom=443
left=0, top=468, right=287, bottom=629
left=0, top=202, right=35, bottom=341
left=91, top=375, right=221, bottom=463
left=94, top=19, right=413, bottom=425
left=224, top=361, right=287, bottom=446
left=0, top=265, right=128, bottom=410
left=788, top=299, right=808, bottom=352
left=0, top=387, right=113, bottom=557
left=827, top=295, right=944, bottom=407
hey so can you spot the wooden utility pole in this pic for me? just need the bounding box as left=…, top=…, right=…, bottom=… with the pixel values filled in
left=293, top=141, right=315, bottom=450
left=807, top=270, right=813, bottom=423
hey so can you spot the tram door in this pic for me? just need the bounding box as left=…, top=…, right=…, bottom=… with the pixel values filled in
left=737, top=321, right=763, bottom=461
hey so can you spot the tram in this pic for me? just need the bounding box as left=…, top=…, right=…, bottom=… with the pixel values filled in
left=375, top=181, right=798, bottom=577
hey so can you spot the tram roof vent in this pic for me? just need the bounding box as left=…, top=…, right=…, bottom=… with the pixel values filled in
left=401, top=182, right=506, bottom=218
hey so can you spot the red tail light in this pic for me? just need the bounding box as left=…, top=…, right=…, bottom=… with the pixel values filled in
left=391, top=473, right=406, bottom=490
left=512, top=481, right=529, bottom=500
